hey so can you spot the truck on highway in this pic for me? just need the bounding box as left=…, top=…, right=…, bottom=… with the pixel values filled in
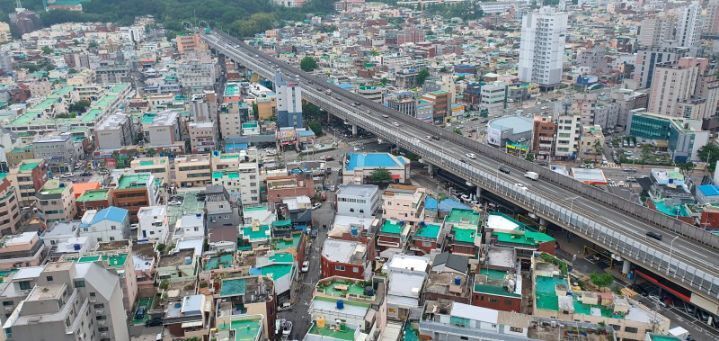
left=524, top=171, right=539, bottom=181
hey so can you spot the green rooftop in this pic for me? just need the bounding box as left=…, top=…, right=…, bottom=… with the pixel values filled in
left=535, top=275, right=567, bottom=311
left=648, top=335, right=682, bottom=341
left=474, top=269, right=521, bottom=298
left=240, top=224, right=271, bottom=242
left=217, top=317, right=263, bottom=341
left=317, top=279, right=368, bottom=298
left=117, top=173, right=152, bottom=189
left=141, top=113, right=157, bottom=125
left=446, top=208, right=480, bottom=227
left=220, top=278, right=247, bottom=297
left=0, top=173, right=6, bottom=181
left=77, top=254, right=127, bottom=269
left=307, top=322, right=355, bottom=340
left=451, top=226, right=477, bottom=244
left=75, top=189, right=110, bottom=202
left=269, top=252, right=294, bottom=264
left=495, top=229, right=555, bottom=247
left=204, top=254, right=234, bottom=271
left=652, top=199, right=692, bottom=217
left=18, top=161, right=41, bottom=173
left=253, top=263, right=292, bottom=281
left=272, top=233, right=301, bottom=251
left=213, top=171, right=240, bottom=180
left=380, top=220, right=403, bottom=235
left=415, top=223, right=441, bottom=240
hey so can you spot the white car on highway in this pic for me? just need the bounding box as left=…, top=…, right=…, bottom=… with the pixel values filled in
left=514, top=183, right=529, bottom=191
left=465, top=153, right=476, bottom=159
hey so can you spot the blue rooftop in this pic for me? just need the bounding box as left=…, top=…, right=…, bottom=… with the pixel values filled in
left=83, top=206, right=128, bottom=226
left=425, top=197, right=438, bottom=210
left=345, top=152, right=407, bottom=171
left=438, top=198, right=470, bottom=212
left=698, top=184, right=719, bottom=197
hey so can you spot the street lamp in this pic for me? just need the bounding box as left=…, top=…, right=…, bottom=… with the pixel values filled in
left=667, top=235, right=680, bottom=275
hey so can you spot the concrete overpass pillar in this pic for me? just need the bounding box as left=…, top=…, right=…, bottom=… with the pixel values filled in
left=475, top=187, right=482, bottom=201
left=427, top=163, right=435, bottom=177
left=351, top=124, right=358, bottom=136
left=622, top=260, right=631, bottom=275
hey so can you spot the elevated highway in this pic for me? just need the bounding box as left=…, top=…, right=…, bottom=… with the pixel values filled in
left=203, top=31, right=719, bottom=310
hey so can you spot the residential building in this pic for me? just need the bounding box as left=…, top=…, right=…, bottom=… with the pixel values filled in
left=7, top=159, right=46, bottom=206
left=676, top=2, right=702, bottom=51
left=164, top=294, right=212, bottom=340
left=176, top=34, right=207, bottom=56
left=554, top=113, right=581, bottom=159
left=216, top=276, right=277, bottom=340
left=411, top=222, right=443, bottom=255
left=385, top=91, right=417, bottom=117
left=1, top=261, right=129, bottom=341
left=424, top=253, right=470, bottom=304
left=532, top=116, right=556, bottom=162
left=444, top=209, right=481, bottom=257
left=204, top=185, right=241, bottom=246
left=249, top=252, right=296, bottom=297
left=421, top=91, right=450, bottom=124
left=111, top=173, right=161, bottom=222
left=141, top=110, right=183, bottom=151
left=31, top=133, right=81, bottom=173
left=638, top=16, right=675, bottom=48
left=485, top=213, right=556, bottom=258
left=176, top=58, right=217, bottom=93
left=266, top=174, right=315, bottom=208
left=305, top=276, right=384, bottom=341
left=94, top=112, right=133, bottom=150
left=384, top=254, right=429, bottom=320
left=377, top=219, right=411, bottom=251
left=343, top=152, right=410, bottom=185
left=74, top=242, right=138, bottom=313
left=357, top=85, right=383, bottom=103
left=275, top=72, right=303, bottom=128
left=212, top=315, right=265, bottom=341
left=0, top=232, right=47, bottom=269
left=173, top=213, right=205, bottom=242
left=129, top=156, right=170, bottom=183
left=382, top=184, right=425, bottom=225
left=174, top=155, right=212, bottom=188
left=518, top=6, right=568, bottom=88
left=188, top=121, right=217, bottom=153
left=36, top=180, right=76, bottom=223
left=633, top=47, right=687, bottom=89
left=320, top=238, right=370, bottom=280
left=419, top=300, right=532, bottom=340
left=75, top=189, right=112, bottom=218
left=579, top=125, right=605, bottom=161
left=78, top=207, right=130, bottom=243
left=479, top=81, right=507, bottom=115
left=531, top=253, right=670, bottom=340
left=0, top=175, right=20, bottom=235
left=210, top=149, right=261, bottom=205
left=156, top=248, right=199, bottom=281
left=137, top=206, right=169, bottom=243
left=336, top=184, right=380, bottom=219
left=648, top=58, right=719, bottom=120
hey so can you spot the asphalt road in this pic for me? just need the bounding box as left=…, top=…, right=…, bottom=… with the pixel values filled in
left=204, top=32, right=719, bottom=301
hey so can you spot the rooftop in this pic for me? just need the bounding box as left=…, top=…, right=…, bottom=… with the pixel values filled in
left=76, top=253, right=127, bottom=269
left=240, top=224, right=271, bottom=242
left=316, top=278, right=371, bottom=299
left=451, top=226, right=478, bottom=244
left=216, top=317, right=263, bottom=341
left=495, top=229, right=555, bottom=247
left=380, top=219, right=404, bottom=235
left=415, top=222, right=441, bottom=240
left=652, top=199, right=692, bottom=217
left=345, top=152, right=407, bottom=171
left=204, top=253, right=234, bottom=271
left=307, top=321, right=356, bottom=341
left=474, top=268, right=521, bottom=298
left=445, top=208, right=480, bottom=227
left=117, top=173, right=152, bottom=189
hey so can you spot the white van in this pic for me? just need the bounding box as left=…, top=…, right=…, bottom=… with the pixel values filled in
left=524, top=171, right=539, bottom=181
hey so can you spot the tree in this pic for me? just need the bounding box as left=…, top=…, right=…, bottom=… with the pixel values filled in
left=590, top=272, right=614, bottom=288
left=369, top=168, right=392, bottom=184
left=453, top=128, right=462, bottom=135
left=300, top=56, right=318, bottom=72
left=379, top=78, right=389, bottom=86
left=593, top=140, right=604, bottom=163
left=699, top=143, right=719, bottom=172
left=68, top=100, right=91, bottom=114
left=41, top=46, right=53, bottom=55
left=526, top=153, right=535, bottom=162
left=678, top=161, right=695, bottom=175
left=308, top=121, right=323, bottom=136
left=159, top=279, right=169, bottom=291
left=640, top=144, right=653, bottom=164
left=417, top=68, right=430, bottom=86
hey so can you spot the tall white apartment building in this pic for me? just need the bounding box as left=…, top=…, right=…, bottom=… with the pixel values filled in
left=518, top=6, right=568, bottom=88
left=676, top=2, right=702, bottom=51
left=274, top=72, right=303, bottom=128
left=211, top=149, right=261, bottom=205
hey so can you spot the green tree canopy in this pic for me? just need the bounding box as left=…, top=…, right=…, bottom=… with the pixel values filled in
left=699, top=143, right=719, bottom=172
left=590, top=272, right=613, bottom=288
left=417, top=68, right=430, bottom=86
left=300, top=56, right=318, bottom=72
left=369, top=168, right=392, bottom=183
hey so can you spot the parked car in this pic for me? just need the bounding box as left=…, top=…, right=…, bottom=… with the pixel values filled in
left=145, top=317, right=163, bottom=327
left=301, top=261, right=310, bottom=273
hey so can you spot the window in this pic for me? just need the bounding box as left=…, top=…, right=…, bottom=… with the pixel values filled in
left=335, top=265, right=345, bottom=271
left=2, top=301, right=12, bottom=306
left=18, top=281, right=31, bottom=290
left=89, top=292, right=96, bottom=297
left=624, top=327, right=638, bottom=333
left=46, top=276, right=53, bottom=282
left=352, top=267, right=359, bottom=273
left=509, top=326, right=523, bottom=333
left=74, top=280, right=85, bottom=288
